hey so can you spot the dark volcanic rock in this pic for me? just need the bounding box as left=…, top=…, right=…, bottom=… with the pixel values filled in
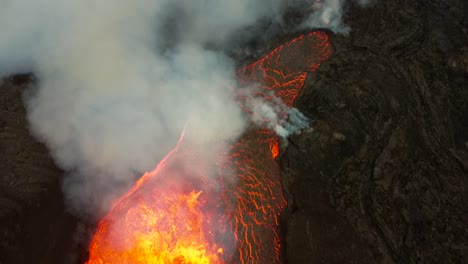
left=0, top=77, right=79, bottom=264
left=281, top=0, right=467, bottom=263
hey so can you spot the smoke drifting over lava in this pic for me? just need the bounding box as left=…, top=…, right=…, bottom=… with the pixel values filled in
left=0, top=0, right=362, bottom=217
left=0, top=0, right=279, bottom=214
left=86, top=31, right=333, bottom=264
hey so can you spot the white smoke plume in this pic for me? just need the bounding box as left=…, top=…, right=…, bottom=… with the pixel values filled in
left=243, top=91, right=310, bottom=137
left=298, top=0, right=372, bottom=34
left=0, top=0, right=362, bottom=216
left=0, top=0, right=286, bottom=215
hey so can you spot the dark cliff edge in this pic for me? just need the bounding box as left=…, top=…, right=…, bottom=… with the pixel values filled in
left=0, top=76, right=80, bottom=264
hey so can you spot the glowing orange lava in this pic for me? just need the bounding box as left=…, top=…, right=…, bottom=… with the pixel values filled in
left=87, top=31, right=332, bottom=264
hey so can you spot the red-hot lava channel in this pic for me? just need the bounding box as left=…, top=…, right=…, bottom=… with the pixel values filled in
left=86, top=31, right=332, bottom=264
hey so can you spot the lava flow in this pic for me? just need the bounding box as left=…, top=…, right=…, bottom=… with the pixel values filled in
left=86, top=31, right=332, bottom=264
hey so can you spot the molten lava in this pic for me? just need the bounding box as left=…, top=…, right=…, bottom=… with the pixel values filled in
left=87, top=135, right=224, bottom=264
left=87, top=31, right=332, bottom=264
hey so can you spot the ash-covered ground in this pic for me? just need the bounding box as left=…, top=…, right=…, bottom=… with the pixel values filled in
left=0, top=0, right=466, bottom=263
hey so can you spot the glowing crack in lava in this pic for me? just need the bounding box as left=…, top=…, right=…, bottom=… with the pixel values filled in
left=87, top=31, right=332, bottom=264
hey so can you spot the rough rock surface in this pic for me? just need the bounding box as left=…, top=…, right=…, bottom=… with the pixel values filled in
left=0, top=0, right=466, bottom=263
left=281, top=0, right=467, bottom=263
left=0, top=76, right=80, bottom=264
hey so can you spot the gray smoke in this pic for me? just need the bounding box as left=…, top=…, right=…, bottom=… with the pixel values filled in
left=242, top=90, right=310, bottom=137
left=0, top=0, right=363, bottom=216
left=0, top=0, right=284, bottom=215
left=299, top=0, right=372, bottom=34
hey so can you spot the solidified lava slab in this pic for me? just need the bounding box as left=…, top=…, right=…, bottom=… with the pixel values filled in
left=231, top=31, right=332, bottom=263
left=87, top=31, right=332, bottom=264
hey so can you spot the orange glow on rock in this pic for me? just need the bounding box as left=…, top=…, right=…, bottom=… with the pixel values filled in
left=87, top=31, right=332, bottom=264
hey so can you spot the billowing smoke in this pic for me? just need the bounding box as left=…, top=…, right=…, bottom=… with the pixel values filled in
left=0, top=0, right=362, bottom=216
left=295, top=0, right=372, bottom=34
left=241, top=89, right=310, bottom=137
left=0, top=0, right=283, bottom=216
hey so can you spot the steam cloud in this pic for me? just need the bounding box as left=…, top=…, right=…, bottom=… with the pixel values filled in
left=241, top=90, right=310, bottom=137
left=296, top=0, right=372, bottom=34
left=0, top=0, right=364, bottom=216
